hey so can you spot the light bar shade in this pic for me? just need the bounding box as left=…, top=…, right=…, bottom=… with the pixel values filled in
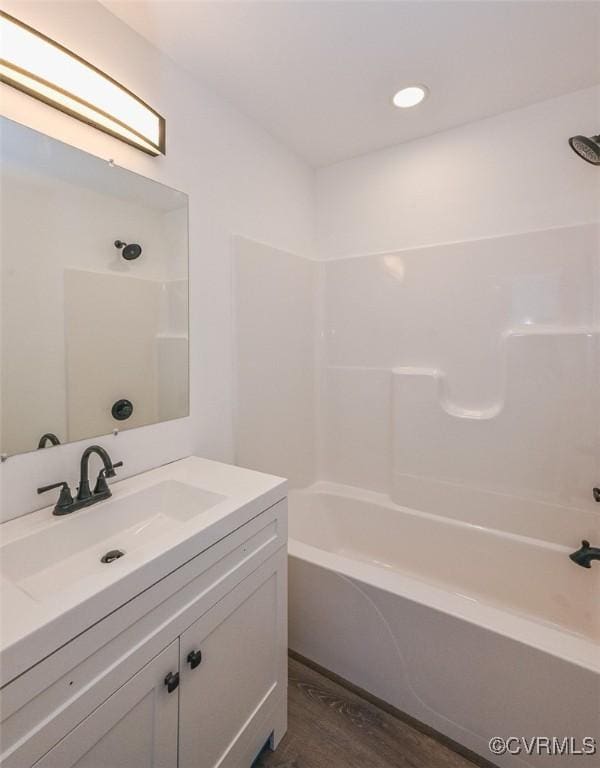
left=0, top=12, right=165, bottom=155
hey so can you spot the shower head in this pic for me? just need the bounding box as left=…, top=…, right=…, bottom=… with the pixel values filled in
left=114, top=240, right=142, bottom=260
left=568, top=134, right=600, bottom=165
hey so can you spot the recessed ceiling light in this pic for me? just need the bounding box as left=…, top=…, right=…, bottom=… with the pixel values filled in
left=393, top=85, right=429, bottom=109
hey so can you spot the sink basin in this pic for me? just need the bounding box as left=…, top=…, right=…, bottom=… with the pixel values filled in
left=0, top=480, right=226, bottom=602
left=0, top=456, right=287, bottom=688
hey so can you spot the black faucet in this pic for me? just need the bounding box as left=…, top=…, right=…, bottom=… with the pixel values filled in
left=569, top=540, right=600, bottom=569
left=37, top=432, right=61, bottom=449
left=38, top=445, right=122, bottom=516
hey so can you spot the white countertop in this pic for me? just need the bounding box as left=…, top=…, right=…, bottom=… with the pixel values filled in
left=0, top=456, right=286, bottom=687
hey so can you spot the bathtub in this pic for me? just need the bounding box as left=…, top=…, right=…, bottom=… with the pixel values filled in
left=288, top=482, right=600, bottom=768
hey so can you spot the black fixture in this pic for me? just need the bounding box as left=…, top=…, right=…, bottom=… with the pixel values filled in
left=37, top=445, right=122, bottom=515
left=36, top=481, right=74, bottom=515
left=164, top=672, right=180, bottom=693
left=112, top=398, right=134, bottom=421
left=593, top=487, right=600, bottom=502
left=77, top=445, right=122, bottom=501
left=114, top=239, right=142, bottom=260
left=568, top=134, right=600, bottom=165
left=187, top=649, right=202, bottom=669
left=101, top=549, right=125, bottom=564
left=569, top=540, right=600, bottom=569
left=37, top=432, right=61, bottom=449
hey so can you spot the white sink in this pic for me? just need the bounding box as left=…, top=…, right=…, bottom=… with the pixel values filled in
left=0, top=480, right=226, bottom=602
left=0, top=456, right=286, bottom=687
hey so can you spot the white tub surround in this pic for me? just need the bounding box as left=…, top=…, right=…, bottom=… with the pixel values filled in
left=0, top=457, right=288, bottom=768
left=233, top=236, right=317, bottom=489
left=319, top=223, right=600, bottom=510
left=223, top=77, right=600, bottom=768
left=288, top=484, right=600, bottom=768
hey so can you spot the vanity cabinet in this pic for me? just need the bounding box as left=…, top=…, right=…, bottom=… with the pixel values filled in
left=178, top=565, right=283, bottom=768
left=1, top=499, right=288, bottom=768
left=32, top=641, right=180, bottom=768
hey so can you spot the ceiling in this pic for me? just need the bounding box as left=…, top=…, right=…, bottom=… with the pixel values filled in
left=102, top=1, right=600, bottom=167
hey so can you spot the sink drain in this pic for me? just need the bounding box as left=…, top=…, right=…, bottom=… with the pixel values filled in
left=101, top=549, right=125, bottom=564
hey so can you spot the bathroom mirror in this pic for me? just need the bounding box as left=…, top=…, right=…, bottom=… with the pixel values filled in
left=0, top=117, right=189, bottom=457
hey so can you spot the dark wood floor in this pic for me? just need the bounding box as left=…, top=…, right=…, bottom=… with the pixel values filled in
left=254, top=657, right=481, bottom=768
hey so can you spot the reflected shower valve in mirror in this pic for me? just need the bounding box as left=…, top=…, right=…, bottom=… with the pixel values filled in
left=114, top=240, right=142, bottom=260
left=112, top=399, right=134, bottom=421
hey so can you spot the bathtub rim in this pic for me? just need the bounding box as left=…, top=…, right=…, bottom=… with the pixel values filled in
left=292, top=480, right=598, bottom=549
left=288, top=488, right=600, bottom=675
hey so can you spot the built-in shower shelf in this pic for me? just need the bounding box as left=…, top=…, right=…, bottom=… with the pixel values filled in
left=505, top=326, right=598, bottom=337
left=392, top=328, right=598, bottom=510
left=156, top=333, right=189, bottom=340
left=391, top=326, right=598, bottom=421
left=392, top=367, right=502, bottom=420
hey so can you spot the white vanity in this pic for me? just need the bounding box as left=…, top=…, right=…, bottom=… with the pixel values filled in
left=0, top=457, right=288, bottom=768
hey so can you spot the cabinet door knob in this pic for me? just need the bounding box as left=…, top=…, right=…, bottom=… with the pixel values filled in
left=593, top=487, right=600, bottom=502
left=187, top=649, right=202, bottom=669
left=164, top=671, right=179, bottom=693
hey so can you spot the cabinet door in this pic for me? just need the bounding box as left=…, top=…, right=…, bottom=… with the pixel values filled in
left=178, top=552, right=287, bottom=768
left=33, top=641, right=179, bottom=768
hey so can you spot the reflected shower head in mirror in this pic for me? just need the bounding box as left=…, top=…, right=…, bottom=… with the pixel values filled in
left=114, top=240, right=142, bottom=260
left=568, top=134, right=600, bottom=165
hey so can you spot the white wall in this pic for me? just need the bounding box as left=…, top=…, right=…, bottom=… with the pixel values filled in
left=0, top=0, right=314, bottom=521
left=317, top=87, right=600, bottom=258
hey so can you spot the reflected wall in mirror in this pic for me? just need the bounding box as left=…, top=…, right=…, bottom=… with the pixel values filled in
left=0, top=117, right=189, bottom=457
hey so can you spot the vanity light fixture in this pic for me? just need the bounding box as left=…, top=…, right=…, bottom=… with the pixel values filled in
left=392, top=85, right=429, bottom=108
left=0, top=11, right=165, bottom=155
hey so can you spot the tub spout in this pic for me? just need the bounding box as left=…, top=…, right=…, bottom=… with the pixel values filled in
left=569, top=540, right=600, bottom=569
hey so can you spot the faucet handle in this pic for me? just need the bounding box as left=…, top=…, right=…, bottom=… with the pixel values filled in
left=37, top=481, right=74, bottom=514
left=93, top=461, right=123, bottom=494
left=104, top=460, right=123, bottom=479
